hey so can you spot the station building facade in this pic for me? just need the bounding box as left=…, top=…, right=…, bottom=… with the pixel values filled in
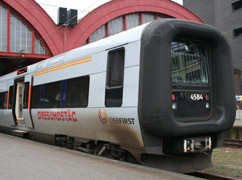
left=184, top=0, right=242, bottom=69
left=0, top=0, right=203, bottom=75
left=184, top=0, right=242, bottom=97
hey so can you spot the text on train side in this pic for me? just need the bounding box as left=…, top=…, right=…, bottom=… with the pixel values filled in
left=37, top=110, right=77, bottom=122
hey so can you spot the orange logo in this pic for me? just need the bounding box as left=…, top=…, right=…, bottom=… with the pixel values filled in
left=98, top=110, right=108, bottom=124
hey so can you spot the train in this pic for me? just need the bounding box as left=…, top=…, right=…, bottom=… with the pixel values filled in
left=0, top=19, right=236, bottom=173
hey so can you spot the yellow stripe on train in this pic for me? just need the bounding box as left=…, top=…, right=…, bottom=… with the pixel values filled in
left=34, top=56, right=92, bottom=77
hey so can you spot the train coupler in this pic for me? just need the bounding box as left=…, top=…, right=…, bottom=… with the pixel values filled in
left=164, top=136, right=212, bottom=155
left=183, top=137, right=212, bottom=153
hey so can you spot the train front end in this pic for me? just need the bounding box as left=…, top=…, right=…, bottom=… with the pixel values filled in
left=138, top=19, right=236, bottom=172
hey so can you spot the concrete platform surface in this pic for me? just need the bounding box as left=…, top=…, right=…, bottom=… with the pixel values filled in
left=0, top=133, right=201, bottom=180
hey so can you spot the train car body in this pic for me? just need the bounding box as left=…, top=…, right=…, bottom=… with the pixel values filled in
left=0, top=19, right=236, bottom=173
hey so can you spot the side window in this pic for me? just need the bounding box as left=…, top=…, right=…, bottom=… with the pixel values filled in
left=23, top=82, right=29, bottom=109
left=66, top=76, right=89, bottom=107
left=31, top=85, right=41, bottom=108
left=0, top=92, right=3, bottom=109
left=105, top=48, right=125, bottom=107
left=31, top=77, right=89, bottom=109
left=0, top=92, right=8, bottom=109
left=8, top=86, right=13, bottom=109
left=3, top=92, right=7, bottom=109
left=44, top=81, right=61, bottom=108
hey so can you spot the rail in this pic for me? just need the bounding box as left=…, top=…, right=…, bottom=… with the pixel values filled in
left=188, top=171, right=238, bottom=180
left=222, top=139, right=242, bottom=148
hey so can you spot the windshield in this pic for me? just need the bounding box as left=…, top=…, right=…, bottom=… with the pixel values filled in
left=171, top=41, right=209, bottom=84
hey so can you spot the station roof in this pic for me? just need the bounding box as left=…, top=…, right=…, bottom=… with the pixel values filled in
left=0, top=0, right=203, bottom=76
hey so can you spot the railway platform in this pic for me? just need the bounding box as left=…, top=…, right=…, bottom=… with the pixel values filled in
left=225, top=120, right=242, bottom=140
left=234, top=119, right=242, bottom=127
left=0, top=133, right=201, bottom=180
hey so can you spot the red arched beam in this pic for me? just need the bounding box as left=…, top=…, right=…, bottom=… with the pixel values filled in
left=2, top=0, right=64, bottom=56
left=68, top=0, right=203, bottom=50
left=2, top=0, right=203, bottom=55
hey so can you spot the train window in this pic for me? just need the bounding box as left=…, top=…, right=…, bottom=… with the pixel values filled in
left=66, top=76, right=89, bottom=107
left=234, top=27, right=242, bottom=37
left=171, top=41, right=209, bottom=84
left=31, top=85, right=41, bottom=108
left=0, top=92, right=7, bottom=109
left=23, top=82, right=29, bottom=109
left=0, top=93, right=3, bottom=109
left=106, top=49, right=125, bottom=87
left=0, top=93, right=4, bottom=109
left=8, top=86, right=13, bottom=109
left=105, top=48, right=125, bottom=107
left=44, top=81, right=61, bottom=108
left=232, top=0, right=242, bottom=11
left=3, top=92, right=7, bottom=109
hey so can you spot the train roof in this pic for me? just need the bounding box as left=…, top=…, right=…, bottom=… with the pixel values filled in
left=0, top=23, right=149, bottom=83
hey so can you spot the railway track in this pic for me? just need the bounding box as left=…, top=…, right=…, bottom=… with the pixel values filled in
left=189, top=171, right=238, bottom=180
left=222, top=138, right=242, bottom=148
left=189, top=139, right=242, bottom=180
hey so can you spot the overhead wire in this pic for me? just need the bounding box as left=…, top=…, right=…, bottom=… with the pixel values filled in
left=38, top=3, right=90, bottom=13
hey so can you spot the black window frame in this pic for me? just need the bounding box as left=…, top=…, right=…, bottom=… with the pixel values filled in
left=233, top=27, right=242, bottom=37
left=23, top=82, right=29, bottom=109
left=31, top=75, right=90, bottom=109
left=8, top=86, right=13, bottom=109
left=65, top=75, right=90, bottom=108
left=31, top=85, right=41, bottom=109
left=43, top=81, right=62, bottom=108
left=0, top=91, right=8, bottom=109
left=232, top=0, right=242, bottom=11
left=105, top=48, right=125, bottom=107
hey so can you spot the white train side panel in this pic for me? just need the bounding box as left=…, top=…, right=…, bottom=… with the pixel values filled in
left=29, top=40, right=143, bottom=147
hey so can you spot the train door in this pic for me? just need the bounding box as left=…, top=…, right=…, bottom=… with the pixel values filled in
left=23, top=75, right=34, bottom=128
left=13, top=76, right=34, bottom=128
left=15, top=81, right=25, bottom=125
left=13, top=78, right=26, bottom=126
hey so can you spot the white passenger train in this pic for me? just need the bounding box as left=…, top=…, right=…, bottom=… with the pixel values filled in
left=0, top=19, right=236, bottom=173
